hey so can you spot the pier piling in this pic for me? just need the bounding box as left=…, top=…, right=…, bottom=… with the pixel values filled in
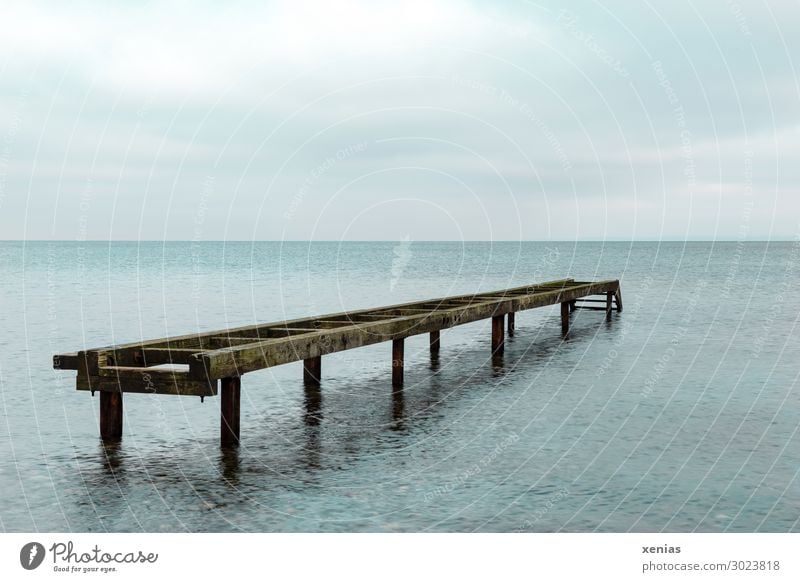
left=99, top=391, right=123, bottom=441
left=220, top=377, right=241, bottom=447
left=492, top=314, right=505, bottom=355
left=430, top=330, right=440, bottom=355
left=303, top=356, right=322, bottom=385
left=561, top=301, right=570, bottom=336
left=392, top=338, right=404, bottom=388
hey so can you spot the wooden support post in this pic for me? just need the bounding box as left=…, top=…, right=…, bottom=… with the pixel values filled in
left=99, top=391, right=123, bottom=440
left=561, top=302, right=570, bottom=336
left=615, top=288, right=623, bottom=312
left=569, top=300, right=577, bottom=312
left=392, top=338, right=404, bottom=388
left=606, top=291, right=613, bottom=320
left=220, top=376, right=241, bottom=447
left=507, top=312, right=515, bottom=336
left=491, top=314, right=504, bottom=355
left=303, top=356, right=321, bottom=385
left=429, top=330, right=440, bottom=355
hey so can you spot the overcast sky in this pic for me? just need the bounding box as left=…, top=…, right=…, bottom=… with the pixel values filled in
left=0, top=0, right=798, bottom=240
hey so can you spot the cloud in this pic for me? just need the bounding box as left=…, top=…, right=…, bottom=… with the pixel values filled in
left=1, top=0, right=798, bottom=240
left=1, top=1, right=545, bottom=98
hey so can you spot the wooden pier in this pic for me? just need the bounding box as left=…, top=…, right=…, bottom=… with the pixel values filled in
left=53, top=278, right=621, bottom=445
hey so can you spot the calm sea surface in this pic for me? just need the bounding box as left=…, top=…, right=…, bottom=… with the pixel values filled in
left=1, top=241, right=798, bottom=532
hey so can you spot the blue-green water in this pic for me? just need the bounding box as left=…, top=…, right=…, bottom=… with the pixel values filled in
left=0, top=241, right=798, bottom=532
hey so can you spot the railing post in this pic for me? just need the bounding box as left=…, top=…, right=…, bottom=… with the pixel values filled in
left=221, top=376, right=241, bottom=447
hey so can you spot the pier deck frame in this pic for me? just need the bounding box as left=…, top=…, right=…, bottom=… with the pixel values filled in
left=54, top=278, right=621, bottom=444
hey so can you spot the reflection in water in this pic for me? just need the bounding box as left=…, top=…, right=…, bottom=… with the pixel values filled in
left=429, top=352, right=440, bottom=372
left=99, top=440, right=124, bottom=477
left=303, top=384, right=323, bottom=427
left=391, top=387, right=405, bottom=431
left=79, top=441, right=133, bottom=530
left=219, top=448, right=240, bottom=486
left=491, top=353, right=506, bottom=376
left=303, top=384, right=323, bottom=468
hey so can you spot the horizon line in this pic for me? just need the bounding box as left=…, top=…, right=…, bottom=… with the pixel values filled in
left=1, top=238, right=797, bottom=243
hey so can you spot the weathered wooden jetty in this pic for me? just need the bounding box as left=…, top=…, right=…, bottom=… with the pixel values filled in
left=53, top=278, right=621, bottom=446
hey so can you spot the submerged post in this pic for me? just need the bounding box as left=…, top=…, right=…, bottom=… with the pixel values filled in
left=561, top=301, right=570, bottom=336
left=220, top=376, right=241, bottom=447
left=491, top=314, right=504, bottom=355
left=507, top=312, right=515, bottom=336
left=303, top=356, right=321, bottom=385
left=606, top=291, right=613, bottom=321
left=392, top=338, right=404, bottom=387
left=429, top=330, right=440, bottom=355
left=100, top=391, right=123, bottom=440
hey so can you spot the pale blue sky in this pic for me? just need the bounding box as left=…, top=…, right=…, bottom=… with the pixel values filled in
left=0, top=0, right=798, bottom=240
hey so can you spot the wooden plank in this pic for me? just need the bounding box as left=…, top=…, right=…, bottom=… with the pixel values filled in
left=263, top=328, right=323, bottom=338
left=77, top=368, right=217, bottom=397
left=315, top=320, right=367, bottom=327
left=53, top=352, right=80, bottom=370
left=356, top=314, right=407, bottom=319
left=209, top=336, right=267, bottom=343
